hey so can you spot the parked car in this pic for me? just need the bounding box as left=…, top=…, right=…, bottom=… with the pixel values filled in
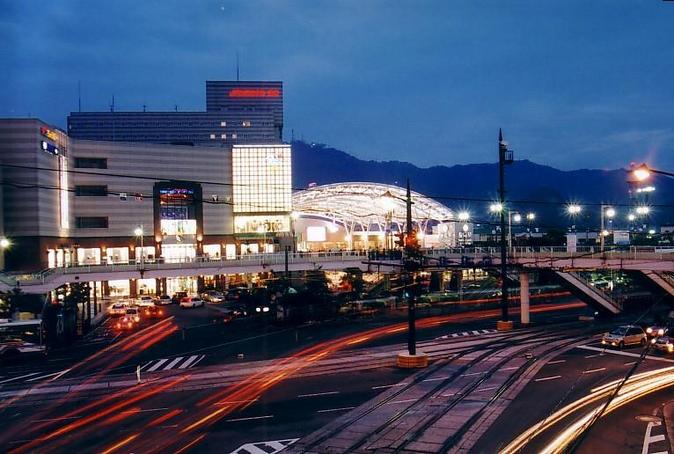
left=180, top=297, right=204, bottom=309
left=109, top=301, right=130, bottom=316
left=172, top=291, right=189, bottom=304
left=601, top=325, right=647, bottom=349
left=143, top=305, right=164, bottom=319
left=202, top=290, right=225, bottom=303
left=225, top=287, right=249, bottom=302
left=653, top=336, right=674, bottom=354
left=155, top=294, right=173, bottom=305
left=136, top=295, right=155, bottom=307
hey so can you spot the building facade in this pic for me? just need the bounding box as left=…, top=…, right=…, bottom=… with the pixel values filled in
left=67, top=81, right=283, bottom=146
left=0, top=119, right=292, bottom=277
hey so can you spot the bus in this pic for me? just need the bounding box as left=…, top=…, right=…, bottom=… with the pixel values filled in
left=0, top=319, right=45, bottom=361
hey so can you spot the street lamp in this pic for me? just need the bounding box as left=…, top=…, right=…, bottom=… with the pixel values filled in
left=567, top=204, right=582, bottom=215
left=636, top=206, right=651, bottom=215
left=458, top=211, right=470, bottom=221
left=0, top=237, right=10, bottom=249
left=134, top=225, right=144, bottom=267
left=512, top=213, right=522, bottom=223
left=628, top=213, right=636, bottom=222
left=600, top=206, right=616, bottom=252
left=379, top=191, right=397, bottom=252
left=526, top=212, right=535, bottom=221
left=489, top=203, right=503, bottom=213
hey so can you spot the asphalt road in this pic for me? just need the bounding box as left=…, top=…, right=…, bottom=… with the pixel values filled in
left=4, top=297, right=656, bottom=453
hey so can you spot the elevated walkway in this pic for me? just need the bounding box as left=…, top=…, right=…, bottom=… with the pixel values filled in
left=553, top=270, right=622, bottom=314
left=642, top=270, right=674, bottom=298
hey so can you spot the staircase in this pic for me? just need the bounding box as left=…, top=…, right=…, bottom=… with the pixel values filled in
left=554, top=270, right=622, bottom=314
left=642, top=271, right=674, bottom=298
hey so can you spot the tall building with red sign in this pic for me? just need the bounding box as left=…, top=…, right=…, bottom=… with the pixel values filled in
left=67, top=81, right=284, bottom=147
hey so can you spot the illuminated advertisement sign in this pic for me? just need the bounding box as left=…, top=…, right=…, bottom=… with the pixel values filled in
left=159, top=188, right=194, bottom=204
left=234, top=215, right=290, bottom=234
left=229, top=88, right=281, bottom=98
left=40, top=126, right=59, bottom=141
left=41, top=141, right=59, bottom=155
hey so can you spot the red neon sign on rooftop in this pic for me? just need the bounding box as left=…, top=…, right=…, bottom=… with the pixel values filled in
left=229, top=88, right=280, bottom=98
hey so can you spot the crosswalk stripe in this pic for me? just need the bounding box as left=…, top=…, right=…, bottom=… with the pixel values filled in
left=179, top=355, right=200, bottom=369
left=163, top=357, right=184, bottom=370
left=0, top=372, right=40, bottom=384
left=147, top=358, right=169, bottom=372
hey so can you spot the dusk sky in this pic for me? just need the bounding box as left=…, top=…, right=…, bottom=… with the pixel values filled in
left=2, top=0, right=673, bottom=171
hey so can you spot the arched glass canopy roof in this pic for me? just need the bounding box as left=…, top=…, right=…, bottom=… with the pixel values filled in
left=292, top=182, right=455, bottom=235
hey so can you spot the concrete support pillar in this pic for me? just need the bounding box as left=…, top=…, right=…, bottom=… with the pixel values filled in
left=130, top=279, right=138, bottom=298
left=102, top=281, right=110, bottom=297
left=520, top=272, right=530, bottom=325
left=161, top=277, right=167, bottom=295
left=155, top=278, right=162, bottom=295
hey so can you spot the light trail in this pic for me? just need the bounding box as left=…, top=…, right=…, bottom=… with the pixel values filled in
left=100, top=433, right=140, bottom=454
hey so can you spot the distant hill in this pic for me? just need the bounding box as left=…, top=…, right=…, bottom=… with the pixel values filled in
left=291, top=141, right=674, bottom=227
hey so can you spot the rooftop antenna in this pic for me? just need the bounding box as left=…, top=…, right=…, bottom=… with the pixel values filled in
left=174, top=104, right=178, bottom=112
left=77, top=80, right=81, bottom=112
left=236, top=51, right=240, bottom=81
left=142, top=104, right=147, bottom=112
left=109, top=95, right=115, bottom=112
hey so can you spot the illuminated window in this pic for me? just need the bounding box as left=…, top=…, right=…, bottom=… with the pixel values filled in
left=220, top=121, right=227, bottom=127
left=221, top=133, right=226, bottom=139
left=210, top=134, right=216, bottom=139
left=242, top=121, right=251, bottom=127
left=232, top=133, right=237, bottom=139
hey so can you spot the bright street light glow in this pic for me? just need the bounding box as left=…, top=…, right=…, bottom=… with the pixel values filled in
left=513, top=213, right=522, bottom=223
left=628, top=213, right=636, bottom=221
left=632, top=164, right=651, bottom=182
left=462, top=223, right=469, bottom=232
left=134, top=227, right=143, bottom=236
left=567, top=204, right=582, bottom=215
left=0, top=238, right=9, bottom=249
left=458, top=211, right=470, bottom=221
left=489, top=203, right=503, bottom=213
left=636, top=206, right=650, bottom=215
left=526, top=212, right=535, bottom=221
left=601, top=230, right=610, bottom=237
left=648, top=229, right=656, bottom=235
left=605, top=207, right=616, bottom=218
left=636, top=186, right=656, bottom=193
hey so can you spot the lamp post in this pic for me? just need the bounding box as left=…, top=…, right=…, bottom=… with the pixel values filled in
left=600, top=206, right=616, bottom=252
left=380, top=190, right=397, bottom=253
left=134, top=225, right=144, bottom=268
left=498, top=129, right=514, bottom=329
left=458, top=211, right=470, bottom=247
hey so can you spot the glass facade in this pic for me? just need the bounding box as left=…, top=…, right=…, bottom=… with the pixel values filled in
left=232, top=145, right=292, bottom=214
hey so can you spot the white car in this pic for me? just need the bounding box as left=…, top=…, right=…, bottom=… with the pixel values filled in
left=180, top=297, right=204, bottom=309
left=601, top=325, right=647, bottom=349
left=155, top=295, right=172, bottom=305
left=136, top=296, right=155, bottom=307
left=109, top=302, right=129, bottom=316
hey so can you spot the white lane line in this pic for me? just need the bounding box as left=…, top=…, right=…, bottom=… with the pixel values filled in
left=462, top=372, right=483, bottom=377
left=471, top=330, right=480, bottom=335
left=584, top=353, right=604, bottom=359
left=26, top=371, right=65, bottom=382
left=387, top=398, right=417, bottom=405
left=535, top=375, right=562, bottom=382
left=50, top=368, right=72, bottom=382
left=475, top=386, right=497, bottom=393
left=317, top=406, right=356, bottom=413
left=146, top=358, right=169, bottom=372
left=547, top=360, right=566, bottom=365
left=178, top=355, right=200, bottom=369
left=624, top=361, right=637, bottom=366
left=642, top=421, right=666, bottom=454
left=501, top=366, right=519, bottom=371
left=372, top=383, right=407, bottom=390
left=577, top=345, right=674, bottom=363
left=582, top=368, right=606, bottom=374
left=297, top=391, right=340, bottom=398
left=163, top=357, right=184, bottom=370
left=422, top=377, right=450, bottom=382
left=441, top=392, right=456, bottom=397
left=226, top=415, right=274, bottom=423
left=0, top=372, right=40, bottom=384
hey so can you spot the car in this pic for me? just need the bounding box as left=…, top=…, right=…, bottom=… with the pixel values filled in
left=601, top=325, right=647, bottom=349
left=225, top=287, right=249, bottom=301
left=155, top=295, right=173, bottom=305
left=109, top=301, right=129, bottom=316
left=645, top=324, right=669, bottom=338
left=136, top=295, right=155, bottom=307
left=172, top=291, right=189, bottom=304
left=201, top=290, right=225, bottom=303
left=143, top=305, right=165, bottom=319
left=0, top=340, right=45, bottom=362
left=114, top=315, right=138, bottom=331
left=124, top=307, right=141, bottom=323
left=180, top=297, right=204, bottom=309
left=653, top=336, right=674, bottom=354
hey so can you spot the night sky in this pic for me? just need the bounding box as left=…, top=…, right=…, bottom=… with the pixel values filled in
left=2, top=0, right=673, bottom=171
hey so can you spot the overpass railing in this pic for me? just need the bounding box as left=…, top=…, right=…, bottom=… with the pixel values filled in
left=421, top=246, right=674, bottom=261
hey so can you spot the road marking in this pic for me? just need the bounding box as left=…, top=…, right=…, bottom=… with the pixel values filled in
left=577, top=345, right=674, bottom=363
left=146, top=358, right=169, bottom=372
left=535, top=375, right=562, bottom=382
left=624, top=361, right=637, bottom=366
left=372, top=383, right=407, bottom=390
left=226, top=415, right=274, bottom=423
left=0, top=372, right=40, bottom=384
left=462, top=372, right=483, bottom=377
left=298, top=391, right=340, bottom=398
left=476, top=386, right=498, bottom=393
left=584, top=353, right=604, bottom=359
left=387, top=398, right=417, bottom=405
left=317, top=406, right=356, bottom=413
left=179, top=355, right=201, bottom=369
left=547, top=359, right=566, bottom=365
left=582, top=368, right=606, bottom=374
left=25, top=371, right=66, bottom=382
left=231, top=438, right=299, bottom=454
left=501, top=366, right=520, bottom=371
left=422, top=376, right=450, bottom=382
left=50, top=368, right=72, bottom=382
left=642, top=421, right=667, bottom=454
left=163, top=357, right=184, bottom=370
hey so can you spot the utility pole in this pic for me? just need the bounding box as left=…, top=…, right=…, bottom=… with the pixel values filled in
left=405, top=179, right=416, bottom=356
left=498, top=129, right=514, bottom=330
